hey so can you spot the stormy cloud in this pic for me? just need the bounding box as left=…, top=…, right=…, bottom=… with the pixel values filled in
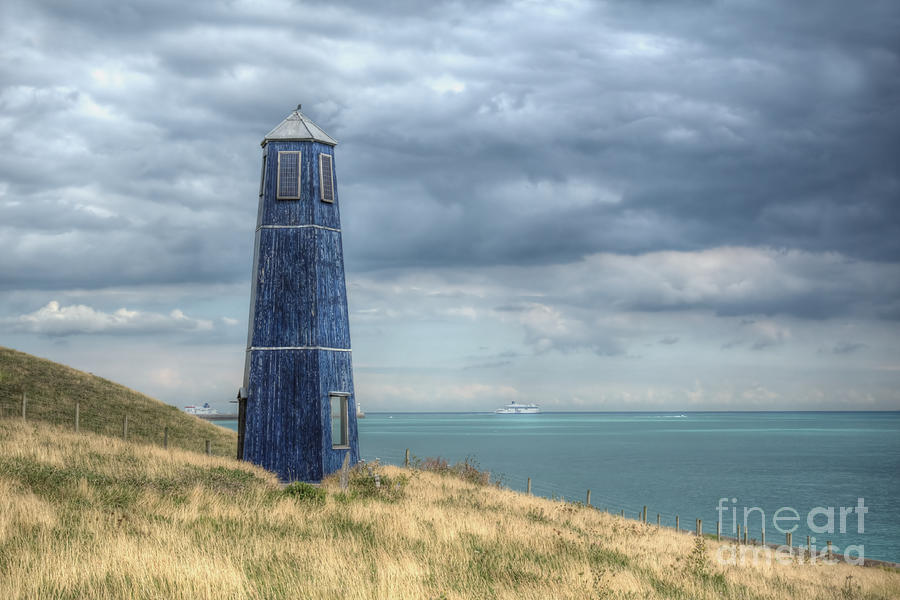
left=1, top=0, right=898, bottom=409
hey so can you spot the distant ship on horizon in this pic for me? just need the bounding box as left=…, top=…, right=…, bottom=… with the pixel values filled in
left=495, top=401, right=541, bottom=414
left=184, top=402, right=219, bottom=416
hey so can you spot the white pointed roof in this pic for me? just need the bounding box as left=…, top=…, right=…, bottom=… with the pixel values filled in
left=262, top=106, right=337, bottom=147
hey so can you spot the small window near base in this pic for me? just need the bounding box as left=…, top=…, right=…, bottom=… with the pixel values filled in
left=319, top=153, right=334, bottom=203
left=330, top=393, right=349, bottom=448
left=276, top=151, right=301, bottom=200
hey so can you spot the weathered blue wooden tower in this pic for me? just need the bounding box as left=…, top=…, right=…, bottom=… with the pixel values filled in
left=238, top=105, right=359, bottom=482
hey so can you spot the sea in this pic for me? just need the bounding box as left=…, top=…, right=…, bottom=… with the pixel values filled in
left=215, top=411, right=900, bottom=562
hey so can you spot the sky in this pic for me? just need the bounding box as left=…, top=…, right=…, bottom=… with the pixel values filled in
left=1, top=0, right=898, bottom=412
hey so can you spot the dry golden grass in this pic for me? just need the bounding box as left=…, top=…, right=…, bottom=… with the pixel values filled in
left=0, top=346, right=237, bottom=456
left=0, top=418, right=897, bottom=600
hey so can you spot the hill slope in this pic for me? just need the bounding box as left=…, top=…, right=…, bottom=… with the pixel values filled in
left=0, top=419, right=898, bottom=599
left=0, top=346, right=236, bottom=456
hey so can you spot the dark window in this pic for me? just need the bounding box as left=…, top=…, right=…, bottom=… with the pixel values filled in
left=319, top=153, right=334, bottom=203
left=276, top=151, right=300, bottom=199
left=330, top=393, right=349, bottom=448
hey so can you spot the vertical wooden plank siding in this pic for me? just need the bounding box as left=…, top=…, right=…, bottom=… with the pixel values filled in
left=241, top=136, right=358, bottom=482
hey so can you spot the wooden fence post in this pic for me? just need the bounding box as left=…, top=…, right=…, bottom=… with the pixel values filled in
left=526, top=477, right=531, bottom=495
left=761, top=529, right=765, bottom=546
left=716, top=520, right=721, bottom=541
left=675, top=515, right=679, bottom=531
left=697, top=519, right=702, bottom=536
left=642, top=506, right=647, bottom=524
left=75, top=402, right=80, bottom=432
left=163, top=426, right=169, bottom=449
left=205, top=440, right=211, bottom=455
left=122, top=415, right=128, bottom=440
left=620, top=509, right=624, bottom=518
left=744, top=529, right=748, bottom=544
left=737, top=524, right=742, bottom=544
left=786, top=532, right=792, bottom=548
left=339, top=452, right=350, bottom=491
left=22, top=392, right=27, bottom=421
left=657, top=513, right=660, bottom=528
left=827, top=540, right=832, bottom=561
left=405, top=448, right=410, bottom=467
left=586, top=489, right=591, bottom=506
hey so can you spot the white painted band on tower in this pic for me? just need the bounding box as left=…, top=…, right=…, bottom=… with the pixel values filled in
left=257, top=224, right=341, bottom=232
left=249, top=346, right=352, bottom=352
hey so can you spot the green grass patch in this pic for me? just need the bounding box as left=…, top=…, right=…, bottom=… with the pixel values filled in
left=589, top=544, right=631, bottom=570
left=283, top=481, right=326, bottom=504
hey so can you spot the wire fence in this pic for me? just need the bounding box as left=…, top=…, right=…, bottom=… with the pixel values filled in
left=5, top=392, right=221, bottom=457
left=3, top=397, right=866, bottom=562
left=369, top=446, right=673, bottom=523
left=370, top=446, right=813, bottom=550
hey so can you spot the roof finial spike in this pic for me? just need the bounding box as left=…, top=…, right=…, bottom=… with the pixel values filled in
left=296, top=103, right=302, bottom=111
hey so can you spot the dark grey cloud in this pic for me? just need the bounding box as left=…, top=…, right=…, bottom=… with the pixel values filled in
left=333, top=1, right=900, bottom=270
left=3, top=0, right=899, bottom=300
left=1, top=0, right=899, bottom=407
left=501, top=248, right=900, bottom=321
left=831, top=341, right=866, bottom=355
left=341, top=246, right=900, bottom=370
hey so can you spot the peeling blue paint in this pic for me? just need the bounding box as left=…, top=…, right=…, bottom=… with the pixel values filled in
left=240, top=126, right=358, bottom=482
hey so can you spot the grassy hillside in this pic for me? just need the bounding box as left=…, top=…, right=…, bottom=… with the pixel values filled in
left=0, top=346, right=236, bottom=456
left=0, top=419, right=898, bottom=600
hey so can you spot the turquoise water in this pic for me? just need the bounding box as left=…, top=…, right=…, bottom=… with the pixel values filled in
left=216, top=412, right=900, bottom=562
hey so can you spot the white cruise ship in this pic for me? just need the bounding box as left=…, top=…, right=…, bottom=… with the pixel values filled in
left=495, top=401, right=541, bottom=414
left=184, top=402, right=219, bottom=416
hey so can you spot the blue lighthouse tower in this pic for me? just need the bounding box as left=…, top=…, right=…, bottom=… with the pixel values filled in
left=238, top=105, right=359, bottom=482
